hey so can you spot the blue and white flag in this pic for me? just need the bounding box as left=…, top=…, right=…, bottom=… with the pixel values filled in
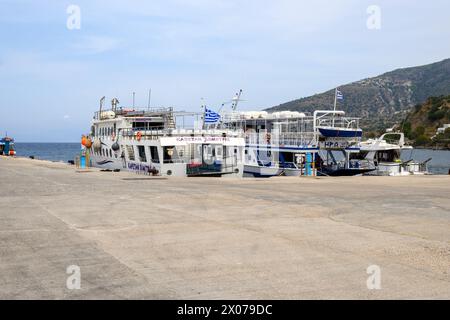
left=204, top=108, right=221, bottom=123
left=336, top=89, right=344, bottom=100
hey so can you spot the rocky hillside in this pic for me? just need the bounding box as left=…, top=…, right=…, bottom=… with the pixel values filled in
left=267, top=58, right=450, bottom=132
left=401, top=95, right=450, bottom=148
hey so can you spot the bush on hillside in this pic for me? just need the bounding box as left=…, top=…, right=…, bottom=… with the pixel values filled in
left=428, top=109, right=446, bottom=121
left=414, top=135, right=431, bottom=146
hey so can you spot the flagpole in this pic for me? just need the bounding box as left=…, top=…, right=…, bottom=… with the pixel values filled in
left=332, top=88, right=337, bottom=127
left=201, top=98, right=205, bottom=130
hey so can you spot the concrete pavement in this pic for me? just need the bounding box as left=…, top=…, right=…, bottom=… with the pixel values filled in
left=1, top=156, right=449, bottom=299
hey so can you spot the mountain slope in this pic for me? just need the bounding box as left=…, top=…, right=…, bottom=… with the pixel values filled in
left=267, top=58, right=450, bottom=132
left=401, top=95, right=450, bottom=148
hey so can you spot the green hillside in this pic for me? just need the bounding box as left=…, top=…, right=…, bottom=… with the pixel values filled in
left=401, top=95, right=450, bottom=148
left=267, top=58, right=450, bottom=132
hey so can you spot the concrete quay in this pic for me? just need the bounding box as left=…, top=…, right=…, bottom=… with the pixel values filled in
left=0, top=156, right=449, bottom=299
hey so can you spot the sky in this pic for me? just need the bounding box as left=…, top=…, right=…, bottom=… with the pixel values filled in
left=1, top=0, right=450, bottom=142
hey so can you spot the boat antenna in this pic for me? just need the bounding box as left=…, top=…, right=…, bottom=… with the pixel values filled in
left=147, top=89, right=152, bottom=110
left=217, top=103, right=226, bottom=114
left=99, top=96, right=106, bottom=118
left=132, top=92, right=136, bottom=108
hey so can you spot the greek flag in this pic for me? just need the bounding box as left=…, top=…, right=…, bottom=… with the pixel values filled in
left=204, top=108, right=221, bottom=123
left=336, top=89, right=344, bottom=100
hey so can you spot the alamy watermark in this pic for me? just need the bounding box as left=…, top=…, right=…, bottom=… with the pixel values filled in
left=66, top=265, right=81, bottom=290
left=366, top=5, right=381, bottom=30
left=366, top=265, right=381, bottom=290
left=66, top=4, right=81, bottom=30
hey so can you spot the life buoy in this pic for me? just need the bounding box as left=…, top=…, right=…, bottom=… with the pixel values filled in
left=136, top=131, right=142, bottom=141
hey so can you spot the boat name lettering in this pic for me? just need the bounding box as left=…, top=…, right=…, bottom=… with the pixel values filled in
left=176, top=137, right=230, bottom=142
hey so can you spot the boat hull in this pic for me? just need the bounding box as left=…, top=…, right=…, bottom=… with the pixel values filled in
left=243, top=165, right=304, bottom=177
left=319, top=127, right=363, bottom=138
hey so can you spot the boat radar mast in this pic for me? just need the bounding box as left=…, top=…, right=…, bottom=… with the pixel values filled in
left=231, top=89, right=244, bottom=111
left=219, top=89, right=245, bottom=113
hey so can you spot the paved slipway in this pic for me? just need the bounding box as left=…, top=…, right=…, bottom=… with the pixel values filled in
left=0, top=156, right=449, bottom=299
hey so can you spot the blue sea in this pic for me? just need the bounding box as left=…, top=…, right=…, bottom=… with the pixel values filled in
left=12, top=143, right=450, bottom=175
left=15, top=143, right=81, bottom=163
left=400, top=149, right=450, bottom=175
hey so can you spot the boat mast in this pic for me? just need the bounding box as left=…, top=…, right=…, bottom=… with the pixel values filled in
left=232, top=89, right=243, bottom=111
left=99, top=96, right=105, bottom=119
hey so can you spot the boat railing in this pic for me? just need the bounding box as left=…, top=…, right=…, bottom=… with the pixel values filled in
left=120, top=127, right=242, bottom=140
left=316, top=117, right=360, bottom=130
left=185, top=155, right=239, bottom=175
left=328, top=159, right=375, bottom=171
left=245, top=132, right=317, bottom=147
left=94, top=107, right=174, bottom=120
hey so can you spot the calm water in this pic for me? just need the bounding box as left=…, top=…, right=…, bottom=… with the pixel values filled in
left=400, top=149, right=450, bottom=175
left=12, top=143, right=450, bottom=175
left=15, top=143, right=80, bottom=163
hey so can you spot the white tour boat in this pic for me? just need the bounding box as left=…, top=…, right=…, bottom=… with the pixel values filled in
left=84, top=97, right=245, bottom=177
left=219, top=110, right=319, bottom=177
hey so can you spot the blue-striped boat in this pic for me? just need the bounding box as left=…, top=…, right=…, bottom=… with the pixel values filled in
left=318, top=127, right=363, bottom=138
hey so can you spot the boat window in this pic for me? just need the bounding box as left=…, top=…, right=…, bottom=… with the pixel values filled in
left=350, top=152, right=367, bottom=160
left=149, top=146, right=160, bottom=163
left=377, top=150, right=400, bottom=162
left=132, top=121, right=165, bottom=130
left=126, top=145, right=135, bottom=161
left=109, top=149, right=112, bottom=158
left=163, top=146, right=176, bottom=163
left=137, top=145, right=147, bottom=162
